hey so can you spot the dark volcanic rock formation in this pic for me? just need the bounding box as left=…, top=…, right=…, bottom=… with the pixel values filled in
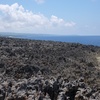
left=0, top=36, right=100, bottom=99
left=0, top=75, right=100, bottom=100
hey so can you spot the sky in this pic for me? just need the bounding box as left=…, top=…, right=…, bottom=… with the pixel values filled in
left=0, top=0, right=100, bottom=35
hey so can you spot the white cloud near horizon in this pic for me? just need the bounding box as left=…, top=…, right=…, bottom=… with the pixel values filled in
left=35, top=0, right=45, bottom=4
left=0, top=3, right=76, bottom=35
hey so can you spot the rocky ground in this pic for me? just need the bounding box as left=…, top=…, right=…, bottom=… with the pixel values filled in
left=0, top=74, right=100, bottom=100
left=0, top=37, right=100, bottom=100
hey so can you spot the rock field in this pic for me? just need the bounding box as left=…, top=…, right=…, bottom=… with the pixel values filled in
left=0, top=37, right=100, bottom=100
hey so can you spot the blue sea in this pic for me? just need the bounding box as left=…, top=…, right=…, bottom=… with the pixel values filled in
left=0, top=33, right=100, bottom=46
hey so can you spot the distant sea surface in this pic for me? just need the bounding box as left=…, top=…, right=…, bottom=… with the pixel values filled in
left=0, top=33, right=100, bottom=46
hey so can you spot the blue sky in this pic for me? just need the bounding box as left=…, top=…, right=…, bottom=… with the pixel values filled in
left=0, top=0, right=100, bottom=35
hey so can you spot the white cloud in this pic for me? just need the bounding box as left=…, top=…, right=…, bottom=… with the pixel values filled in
left=0, top=3, right=76, bottom=35
left=35, top=0, right=45, bottom=4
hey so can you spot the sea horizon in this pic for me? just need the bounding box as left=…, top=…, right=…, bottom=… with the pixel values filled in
left=0, top=33, right=100, bottom=47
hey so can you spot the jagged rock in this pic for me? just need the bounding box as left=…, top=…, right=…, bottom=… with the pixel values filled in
left=0, top=37, right=100, bottom=99
left=0, top=75, right=100, bottom=100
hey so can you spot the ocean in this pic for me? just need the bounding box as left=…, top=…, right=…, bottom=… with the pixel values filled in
left=0, top=33, right=100, bottom=46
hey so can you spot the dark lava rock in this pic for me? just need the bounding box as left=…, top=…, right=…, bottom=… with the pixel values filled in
left=0, top=37, right=100, bottom=89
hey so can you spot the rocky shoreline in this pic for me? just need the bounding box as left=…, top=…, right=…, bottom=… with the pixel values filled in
left=0, top=37, right=100, bottom=100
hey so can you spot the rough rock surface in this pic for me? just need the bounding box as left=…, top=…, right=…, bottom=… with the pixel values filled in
left=0, top=37, right=100, bottom=100
left=0, top=74, right=100, bottom=100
